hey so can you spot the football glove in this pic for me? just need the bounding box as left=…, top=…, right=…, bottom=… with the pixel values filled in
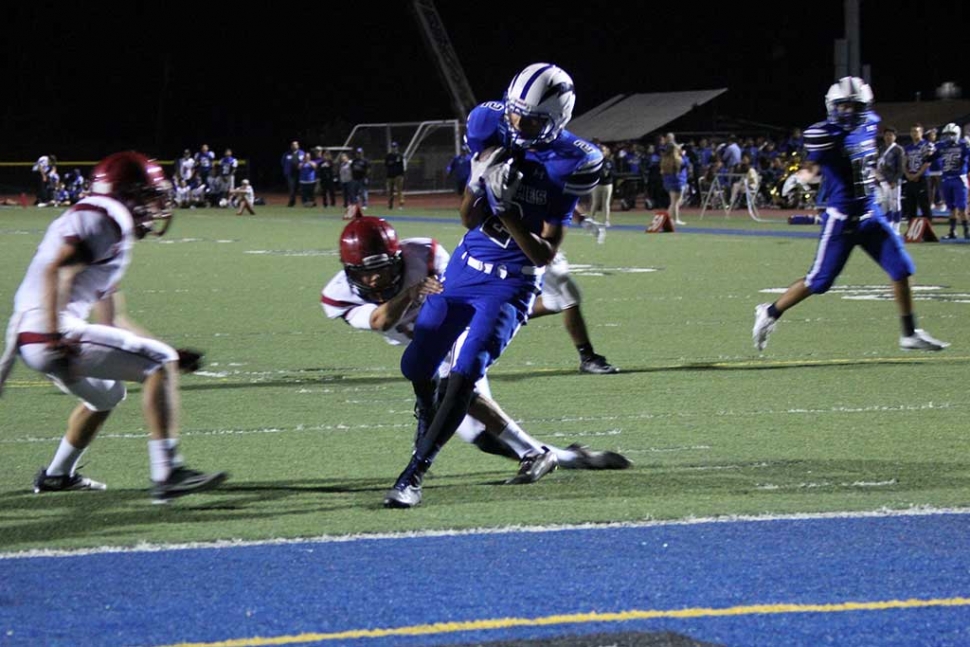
left=176, top=348, right=205, bottom=373
left=480, top=160, right=523, bottom=216
left=467, top=147, right=510, bottom=197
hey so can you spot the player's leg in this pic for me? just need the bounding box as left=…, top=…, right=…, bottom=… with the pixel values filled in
left=533, top=257, right=618, bottom=374
left=860, top=219, right=948, bottom=351
left=754, top=212, right=849, bottom=350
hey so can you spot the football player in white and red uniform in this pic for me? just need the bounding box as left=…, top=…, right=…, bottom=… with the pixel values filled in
left=321, top=216, right=630, bottom=486
left=0, top=151, right=227, bottom=503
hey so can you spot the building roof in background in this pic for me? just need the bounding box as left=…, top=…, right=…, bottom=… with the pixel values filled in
left=874, top=100, right=970, bottom=133
left=569, top=89, right=728, bottom=142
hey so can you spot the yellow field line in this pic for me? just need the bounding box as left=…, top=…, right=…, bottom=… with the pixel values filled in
left=156, top=597, right=970, bottom=647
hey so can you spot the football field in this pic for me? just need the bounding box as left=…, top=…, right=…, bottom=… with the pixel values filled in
left=1, top=203, right=968, bottom=646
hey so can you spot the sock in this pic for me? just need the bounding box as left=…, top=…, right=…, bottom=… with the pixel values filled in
left=148, top=439, right=173, bottom=483
left=496, top=421, right=545, bottom=458
left=901, top=314, right=917, bottom=337
left=949, top=218, right=956, bottom=234
left=414, top=374, right=476, bottom=462
left=46, top=438, right=85, bottom=477
left=963, top=221, right=969, bottom=236
left=471, top=431, right=520, bottom=460
left=164, top=437, right=185, bottom=468
left=577, top=343, right=594, bottom=361
left=767, top=303, right=783, bottom=319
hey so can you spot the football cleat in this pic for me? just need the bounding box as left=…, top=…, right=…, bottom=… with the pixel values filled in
left=384, top=456, right=428, bottom=509
left=559, top=443, right=632, bottom=470
left=505, top=448, right=558, bottom=485
left=899, top=329, right=949, bottom=351
left=753, top=303, right=778, bottom=351
left=150, top=466, right=227, bottom=504
left=942, top=232, right=957, bottom=240
left=580, top=354, right=619, bottom=374
left=33, top=468, right=107, bottom=493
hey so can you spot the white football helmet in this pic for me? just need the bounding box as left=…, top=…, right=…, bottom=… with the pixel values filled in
left=825, top=76, right=873, bottom=129
left=941, top=122, right=961, bottom=141
left=504, top=63, right=576, bottom=149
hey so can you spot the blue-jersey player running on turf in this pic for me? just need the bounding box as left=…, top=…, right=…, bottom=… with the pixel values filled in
left=752, top=77, right=948, bottom=354
left=385, top=62, right=603, bottom=508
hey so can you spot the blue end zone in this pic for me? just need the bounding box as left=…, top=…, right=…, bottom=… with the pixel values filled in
left=2, top=512, right=969, bottom=646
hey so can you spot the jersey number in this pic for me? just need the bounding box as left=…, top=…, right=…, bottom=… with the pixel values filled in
left=480, top=215, right=512, bottom=248
left=851, top=152, right=877, bottom=199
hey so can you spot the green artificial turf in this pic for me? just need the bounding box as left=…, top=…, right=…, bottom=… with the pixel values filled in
left=1, top=204, right=967, bottom=552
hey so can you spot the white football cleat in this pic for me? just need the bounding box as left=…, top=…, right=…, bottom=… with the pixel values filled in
left=899, top=329, right=949, bottom=351
left=752, top=303, right=778, bottom=352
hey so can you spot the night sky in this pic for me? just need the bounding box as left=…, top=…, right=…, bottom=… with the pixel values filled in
left=3, top=1, right=967, bottom=184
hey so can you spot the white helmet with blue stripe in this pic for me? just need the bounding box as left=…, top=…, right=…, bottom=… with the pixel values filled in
left=824, top=76, right=873, bottom=129
left=941, top=122, right=961, bottom=141
left=504, top=63, right=576, bottom=149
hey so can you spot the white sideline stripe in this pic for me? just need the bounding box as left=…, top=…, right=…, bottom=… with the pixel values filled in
left=2, top=506, right=968, bottom=561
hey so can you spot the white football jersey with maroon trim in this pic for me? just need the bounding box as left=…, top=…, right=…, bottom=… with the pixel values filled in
left=321, top=237, right=449, bottom=345
left=14, top=195, right=135, bottom=331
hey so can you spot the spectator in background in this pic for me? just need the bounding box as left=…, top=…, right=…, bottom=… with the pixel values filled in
left=385, top=142, right=405, bottom=210
left=65, top=168, right=86, bottom=204
left=589, top=143, right=615, bottom=227
left=282, top=140, right=303, bottom=207
left=316, top=149, right=336, bottom=208
left=350, top=147, right=370, bottom=208
left=729, top=153, right=760, bottom=209
left=206, top=172, right=227, bottom=207
left=660, top=138, right=688, bottom=225
left=876, top=126, right=905, bottom=233
left=194, top=144, right=215, bottom=184
left=338, top=152, right=353, bottom=208
left=924, top=127, right=943, bottom=210
left=45, top=164, right=61, bottom=208
left=781, top=126, right=805, bottom=157
left=188, top=177, right=207, bottom=208
left=31, top=154, right=55, bottom=206
left=174, top=176, right=192, bottom=208
left=902, top=123, right=935, bottom=224
left=446, top=145, right=472, bottom=196
left=299, top=151, right=317, bottom=207
left=176, top=149, right=196, bottom=183
left=719, top=134, right=742, bottom=173
left=219, top=148, right=238, bottom=194
left=230, top=178, right=256, bottom=215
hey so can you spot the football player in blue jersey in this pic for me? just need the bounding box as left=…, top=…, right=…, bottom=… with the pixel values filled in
left=753, top=77, right=948, bottom=354
left=934, top=123, right=970, bottom=240
left=384, top=63, right=603, bottom=508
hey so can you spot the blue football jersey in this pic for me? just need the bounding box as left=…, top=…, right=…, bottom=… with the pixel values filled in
left=462, top=102, right=602, bottom=266
left=804, top=112, right=880, bottom=218
left=904, top=139, right=934, bottom=175
left=935, top=139, right=970, bottom=177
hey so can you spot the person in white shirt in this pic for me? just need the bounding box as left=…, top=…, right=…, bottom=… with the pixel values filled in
left=0, top=151, right=227, bottom=503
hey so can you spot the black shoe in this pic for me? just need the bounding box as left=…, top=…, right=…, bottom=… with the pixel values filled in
left=151, top=466, right=227, bottom=504
left=505, top=448, right=558, bottom=485
left=384, top=456, right=428, bottom=508
left=579, top=354, right=619, bottom=374
left=942, top=232, right=957, bottom=240
left=33, top=467, right=106, bottom=493
left=559, top=443, right=632, bottom=470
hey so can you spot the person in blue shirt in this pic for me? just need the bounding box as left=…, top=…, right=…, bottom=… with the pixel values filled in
left=281, top=140, right=303, bottom=207
left=446, top=145, right=472, bottom=196
left=194, top=144, right=215, bottom=184
left=218, top=148, right=238, bottom=193
left=384, top=63, right=603, bottom=508
left=752, top=77, right=948, bottom=354
left=934, top=123, right=970, bottom=240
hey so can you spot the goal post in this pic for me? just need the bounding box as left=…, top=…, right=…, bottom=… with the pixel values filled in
left=342, top=119, right=463, bottom=195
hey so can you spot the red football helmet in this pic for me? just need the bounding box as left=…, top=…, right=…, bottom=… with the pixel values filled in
left=90, top=151, right=174, bottom=238
left=339, top=216, right=404, bottom=303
